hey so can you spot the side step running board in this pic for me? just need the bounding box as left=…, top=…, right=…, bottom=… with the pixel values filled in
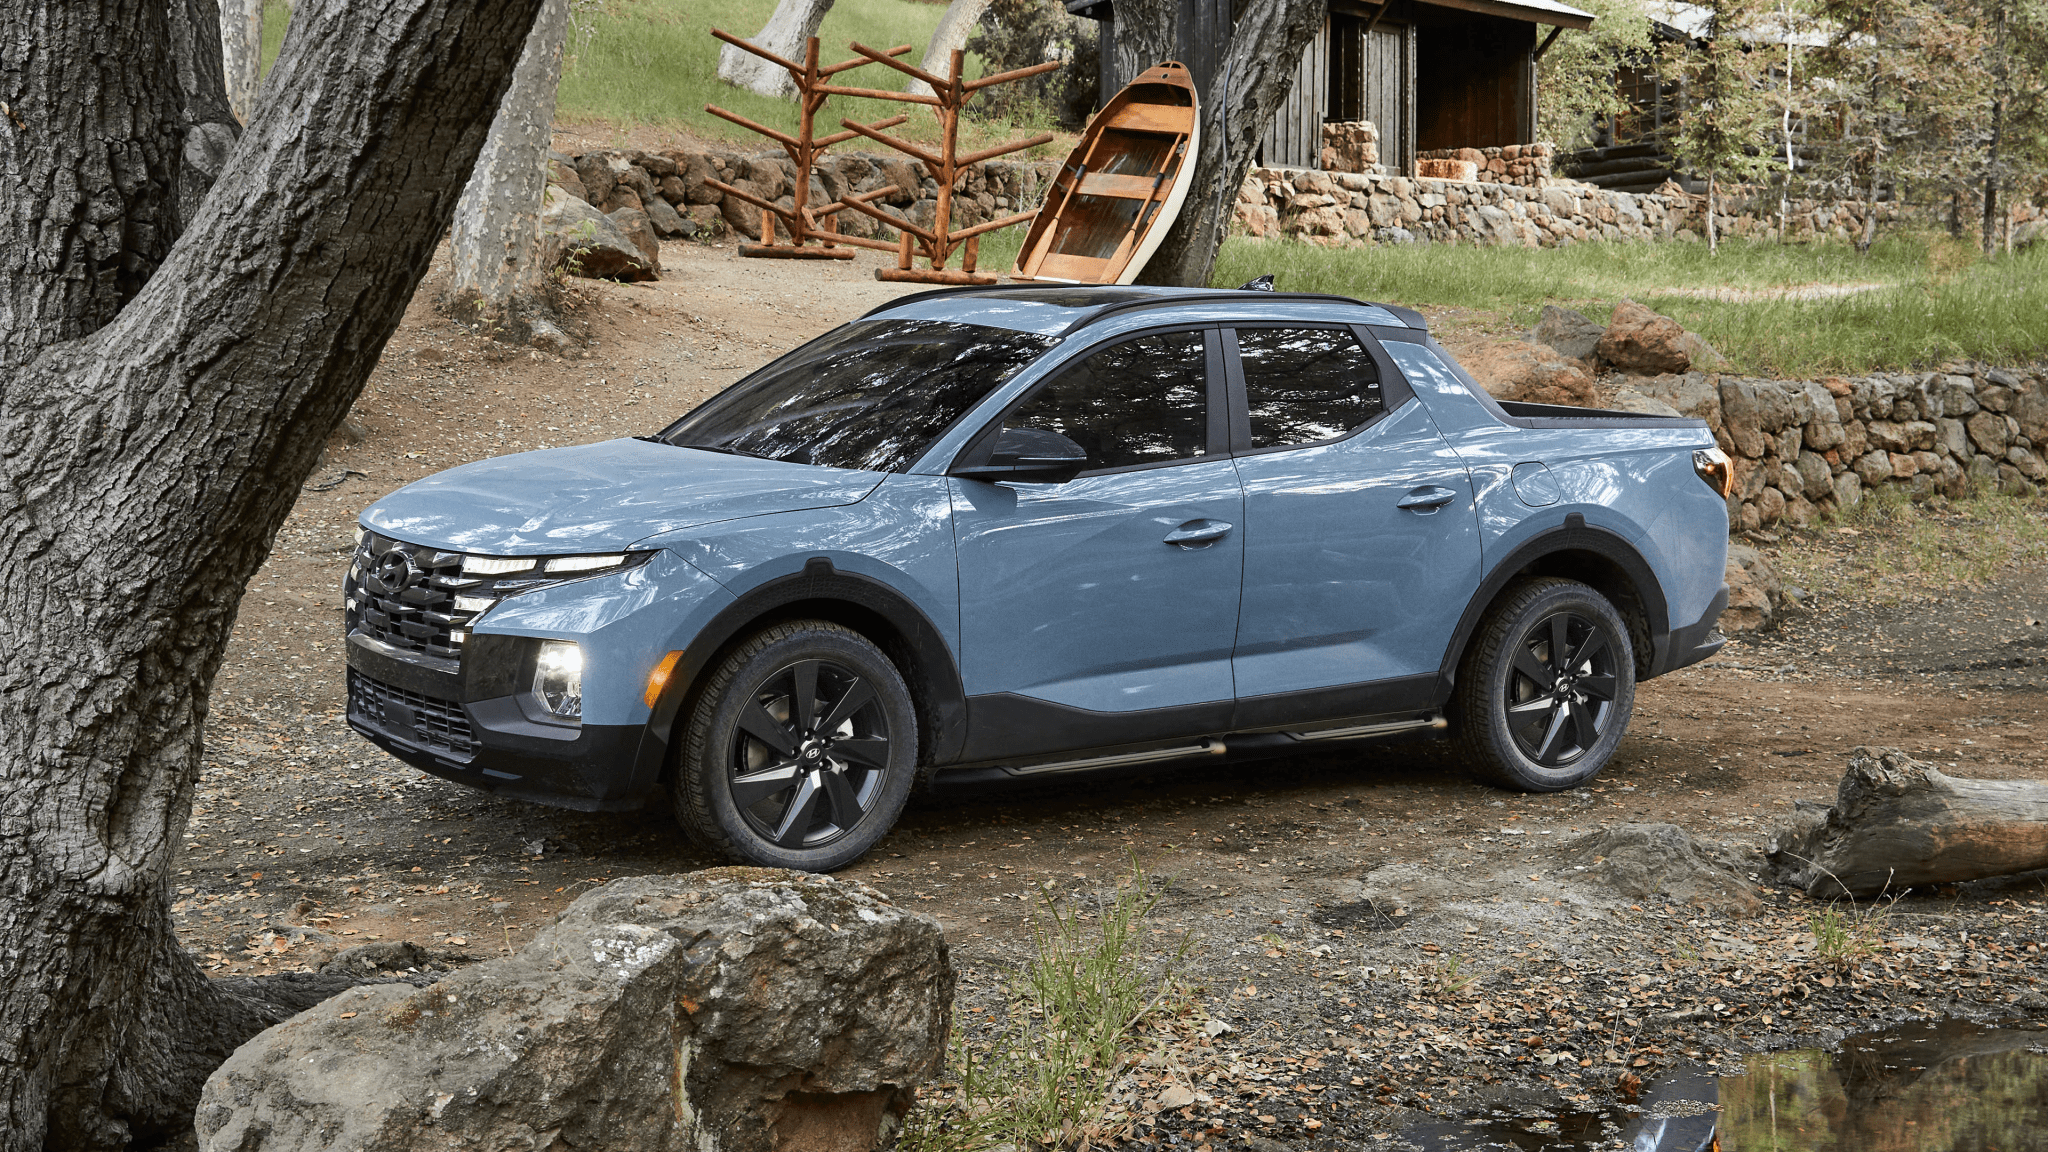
left=1000, top=739, right=1227, bottom=777
left=1286, top=715, right=1446, bottom=742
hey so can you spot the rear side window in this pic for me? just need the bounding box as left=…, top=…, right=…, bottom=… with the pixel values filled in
left=1000, top=330, right=1209, bottom=472
left=1233, top=327, right=1384, bottom=449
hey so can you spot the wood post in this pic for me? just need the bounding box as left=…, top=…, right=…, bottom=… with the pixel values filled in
left=706, top=31, right=909, bottom=259
left=822, top=41, right=1059, bottom=284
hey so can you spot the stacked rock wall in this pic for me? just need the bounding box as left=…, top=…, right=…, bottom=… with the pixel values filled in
left=550, top=147, right=1059, bottom=243
left=1620, top=366, right=2048, bottom=532
left=1235, top=167, right=1684, bottom=248
left=1319, top=120, right=1383, bottom=175
left=1415, top=143, right=1556, bottom=186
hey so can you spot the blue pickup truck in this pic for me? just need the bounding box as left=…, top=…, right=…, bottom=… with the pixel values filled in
left=346, top=285, right=1731, bottom=870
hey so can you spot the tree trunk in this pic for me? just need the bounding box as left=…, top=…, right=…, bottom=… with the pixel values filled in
left=906, top=0, right=994, bottom=98
left=718, top=0, right=836, bottom=98
left=1707, top=171, right=1718, bottom=253
left=1766, top=747, right=2048, bottom=899
left=0, top=0, right=541, bottom=1146
left=1982, top=98, right=2002, bottom=256
left=445, top=0, right=570, bottom=340
left=1124, top=0, right=1330, bottom=288
left=218, top=0, right=263, bottom=122
left=174, top=0, right=245, bottom=222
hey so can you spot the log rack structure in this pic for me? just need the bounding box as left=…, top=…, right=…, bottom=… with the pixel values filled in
left=703, top=32, right=912, bottom=259
left=821, top=45, right=1060, bottom=284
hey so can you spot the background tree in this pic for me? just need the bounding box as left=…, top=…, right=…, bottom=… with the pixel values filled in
left=1968, top=0, right=2048, bottom=253
left=967, top=0, right=1100, bottom=128
left=1117, top=0, right=1329, bottom=287
left=908, top=0, right=995, bottom=98
left=444, top=0, right=570, bottom=340
left=1535, top=0, right=1653, bottom=149
left=219, top=0, right=264, bottom=121
left=0, top=0, right=541, bottom=1146
left=719, top=0, right=836, bottom=97
left=1660, top=0, right=1787, bottom=251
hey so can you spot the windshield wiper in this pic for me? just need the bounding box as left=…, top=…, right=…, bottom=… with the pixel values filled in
left=655, top=438, right=763, bottom=459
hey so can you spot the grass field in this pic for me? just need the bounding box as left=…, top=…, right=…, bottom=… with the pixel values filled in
left=1211, top=232, right=2048, bottom=377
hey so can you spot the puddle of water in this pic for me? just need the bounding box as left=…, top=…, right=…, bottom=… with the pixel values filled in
left=1397, top=1019, right=2048, bottom=1152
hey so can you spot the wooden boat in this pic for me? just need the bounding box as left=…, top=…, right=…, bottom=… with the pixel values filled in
left=1011, top=62, right=1199, bottom=285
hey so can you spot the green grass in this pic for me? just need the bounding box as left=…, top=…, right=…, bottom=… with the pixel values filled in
left=899, top=864, right=1193, bottom=1152
left=260, top=0, right=290, bottom=77
left=1771, top=486, right=2048, bottom=605
left=1213, top=232, right=2048, bottom=377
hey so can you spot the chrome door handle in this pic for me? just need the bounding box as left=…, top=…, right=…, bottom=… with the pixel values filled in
left=1163, top=519, right=1233, bottom=547
left=1397, top=486, right=1459, bottom=511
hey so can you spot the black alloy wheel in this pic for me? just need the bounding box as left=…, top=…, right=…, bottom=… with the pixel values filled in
left=675, top=620, right=917, bottom=871
left=1504, top=610, right=1621, bottom=767
left=728, top=657, right=890, bottom=849
left=1454, top=577, right=1636, bottom=791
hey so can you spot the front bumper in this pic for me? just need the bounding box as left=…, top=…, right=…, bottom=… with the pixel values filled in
left=344, top=636, right=662, bottom=812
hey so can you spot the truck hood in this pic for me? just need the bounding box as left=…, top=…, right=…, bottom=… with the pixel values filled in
left=361, top=439, right=885, bottom=555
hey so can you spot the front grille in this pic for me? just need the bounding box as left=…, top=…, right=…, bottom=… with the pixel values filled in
left=343, top=533, right=515, bottom=659
left=349, top=670, right=477, bottom=760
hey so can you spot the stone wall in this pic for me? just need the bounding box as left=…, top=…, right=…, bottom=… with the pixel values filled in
left=1235, top=166, right=1686, bottom=248
left=548, top=147, right=1058, bottom=244
left=1319, top=120, right=1383, bottom=175
left=1416, top=143, right=1556, bottom=187
left=1615, top=366, right=2048, bottom=532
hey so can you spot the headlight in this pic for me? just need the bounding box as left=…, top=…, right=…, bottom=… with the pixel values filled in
left=531, top=641, right=583, bottom=724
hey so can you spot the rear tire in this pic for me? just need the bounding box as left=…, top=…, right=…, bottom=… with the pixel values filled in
left=672, top=620, right=917, bottom=871
left=1453, top=578, right=1636, bottom=792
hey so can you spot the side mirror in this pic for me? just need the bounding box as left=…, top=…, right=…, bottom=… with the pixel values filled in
left=950, top=426, right=1088, bottom=484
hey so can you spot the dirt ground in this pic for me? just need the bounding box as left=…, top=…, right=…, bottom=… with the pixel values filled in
left=172, top=238, right=2048, bottom=1150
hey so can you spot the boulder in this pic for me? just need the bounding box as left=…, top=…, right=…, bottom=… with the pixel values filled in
left=1597, top=299, right=1693, bottom=375
left=608, top=207, right=662, bottom=267
left=1721, top=542, right=1784, bottom=632
left=1967, top=410, right=2011, bottom=456
left=541, top=187, right=658, bottom=281
left=197, top=870, right=953, bottom=1152
left=1557, top=824, right=1761, bottom=917
left=1459, top=341, right=1598, bottom=407
left=1614, top=391, right=1682, bottom=418
left=643, top=195, right=690, bottom=238
left=1527, top=304, right=1604, bottom=362
left=572, top=153, right=616, bottom=207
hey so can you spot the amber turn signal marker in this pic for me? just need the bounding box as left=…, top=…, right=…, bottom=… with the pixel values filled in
left=645, top=650, right=684, bottom=708
left=1693, top=447, right=1734, bottom=498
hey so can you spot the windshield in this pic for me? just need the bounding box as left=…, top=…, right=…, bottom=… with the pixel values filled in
left=659, top=319, right=1059, bottom=472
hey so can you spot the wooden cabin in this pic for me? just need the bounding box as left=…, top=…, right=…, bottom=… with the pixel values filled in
left=1065, top=0, right=1595, bottom=176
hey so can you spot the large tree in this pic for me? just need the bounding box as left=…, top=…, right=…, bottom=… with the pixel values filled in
left=1115, top=0, right=1328, bottom=288
left=0, top=0, right=541, bottom=1146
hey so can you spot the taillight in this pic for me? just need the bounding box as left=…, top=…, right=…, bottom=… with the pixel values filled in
left=1693, top=447, right=1734, bottom=497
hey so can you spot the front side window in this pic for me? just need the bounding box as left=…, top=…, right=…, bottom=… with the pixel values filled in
left=660, top=319, right=1057, bottom=472
left=1234, top=327, right=1384, bottom=449
left=999, top=329, right=1210, bottom=472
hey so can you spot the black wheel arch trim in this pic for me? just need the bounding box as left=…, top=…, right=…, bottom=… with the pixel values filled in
left=637, top=559, right=968, bottom=795
left=1436, top=520, right=1671, bottom=702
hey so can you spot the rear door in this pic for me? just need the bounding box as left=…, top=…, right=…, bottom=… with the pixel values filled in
left=950, top=327, right=1244, bottom=757
left=1226, top=324, right=1483, bottom=726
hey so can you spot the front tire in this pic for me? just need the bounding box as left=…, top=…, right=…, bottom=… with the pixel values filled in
left=673, top=620, right=917, bottom=871
left=1453, top=578, right=1636, bottom=792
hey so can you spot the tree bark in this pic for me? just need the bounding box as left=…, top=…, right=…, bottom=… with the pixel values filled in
left=1123, top=0, right=1329, bottom=288
left=218, top=0, right=263, bottom=122
left=174, top=0, right=246, bottom=224
left=0, top=0, right=542, bottom=1146
left=906, top=0, right=994, bottom=98
left=1766, top=747, right=2048, bottom=899
left=445, top=0, right=569, bottom=339
left=718, top=0, right=836, bottom=98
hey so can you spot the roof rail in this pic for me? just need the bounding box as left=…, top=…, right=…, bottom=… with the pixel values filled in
left=1057, top=291, right=1422, bottom=336
left=855, top=282, right=1097, bottom=321
left=855, top=283, right=1429, bottom=334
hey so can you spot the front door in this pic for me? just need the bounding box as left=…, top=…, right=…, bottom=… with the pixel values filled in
left=1225, top=325, right=1482, bottom=727
left=951, top=327, right=1243, bottom=760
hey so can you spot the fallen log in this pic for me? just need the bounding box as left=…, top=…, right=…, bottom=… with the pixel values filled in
left=1767, top=747, right=2048, bottom=898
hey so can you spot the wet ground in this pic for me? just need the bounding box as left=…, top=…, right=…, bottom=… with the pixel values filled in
left=173, top=240, right=2048, bottom=1149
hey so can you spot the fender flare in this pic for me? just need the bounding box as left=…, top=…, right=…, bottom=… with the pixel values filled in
left=1434, top=519, right=1670, bottom=699
left=643, top=558, right=968, bottom=773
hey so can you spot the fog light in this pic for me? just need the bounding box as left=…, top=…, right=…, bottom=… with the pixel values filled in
left=532, top=641, right=583, bottom=724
